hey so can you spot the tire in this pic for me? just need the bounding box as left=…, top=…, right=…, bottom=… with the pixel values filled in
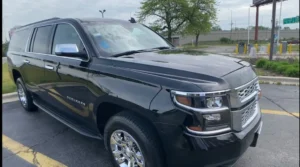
left=16, top=78, right=37, bottom=111
left=104, top=112, right=164, bottom=167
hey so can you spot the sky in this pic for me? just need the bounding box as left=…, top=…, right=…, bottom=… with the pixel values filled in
left=2, top=0, right=299, bottom=41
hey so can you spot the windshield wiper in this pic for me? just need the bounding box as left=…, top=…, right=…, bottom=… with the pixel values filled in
left=111, top=47, right=173, bottom=57
left=111, top=50, right=144, bottom=57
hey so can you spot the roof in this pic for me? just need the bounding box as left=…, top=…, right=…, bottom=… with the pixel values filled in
left=76, top=17, right=134, bottom=23
left=12, top=17, right=136, bottom=32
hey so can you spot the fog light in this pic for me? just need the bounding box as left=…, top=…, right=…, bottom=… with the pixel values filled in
left=203, top=114, right=221, bottom=121
left=206, top=97, right=223, bottom=108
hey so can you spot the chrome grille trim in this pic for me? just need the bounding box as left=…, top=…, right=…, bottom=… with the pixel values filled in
left=237, top=81, right=259, bottom=102
left=241, top=100, right=258, bottom=128
left=231, top=99, right=259, bottom=131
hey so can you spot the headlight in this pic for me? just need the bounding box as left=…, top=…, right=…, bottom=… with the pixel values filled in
left=171, top=90, right=231, bottom=133
left=206, top=97, right=223, bottom=108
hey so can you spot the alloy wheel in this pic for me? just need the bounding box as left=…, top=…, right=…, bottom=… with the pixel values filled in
left=17, top=83, right=27, bottom=107
left=110, top=130, right=145, bottom=167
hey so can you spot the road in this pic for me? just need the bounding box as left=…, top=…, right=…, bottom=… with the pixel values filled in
left=2, top=84, right=299, bottom=167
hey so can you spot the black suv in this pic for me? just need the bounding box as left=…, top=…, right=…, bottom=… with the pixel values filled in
left=7, top=17, right=263, bottom=167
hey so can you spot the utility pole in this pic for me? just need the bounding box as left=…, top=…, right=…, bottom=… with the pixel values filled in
left=277, top=0, right=283, bottom=44
left=230, top=10, right=233, bottom=42
left=99, top=9, right=106, bottom=18
left=269, top=0, right=277, bottom=61
left=254, top=5, right=259, bottom=43
left=248, top=7, right=250, bottom=45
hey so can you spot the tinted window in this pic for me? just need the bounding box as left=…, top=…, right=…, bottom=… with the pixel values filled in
left=8, top=28, right=31, bottom=52
left=32, top=26, right=52, bottom=54
left=52, top=24, right=84, bottom=55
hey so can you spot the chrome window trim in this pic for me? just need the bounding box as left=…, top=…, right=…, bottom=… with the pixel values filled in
left=26, top=52, right=83, bottom=61
left=186, top=126, right=231, bottom=135
left=25, top=22, right=91, bottom=62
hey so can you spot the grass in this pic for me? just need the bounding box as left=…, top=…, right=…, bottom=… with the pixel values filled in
left=254, top=68, right=284, bottom=77
left=2, top=63, right=16, bottom=94
left=291, top=44, right=299, bottom=52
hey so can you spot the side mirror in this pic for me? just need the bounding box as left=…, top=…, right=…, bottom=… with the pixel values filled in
left=55, top=44, right=87, bottom=59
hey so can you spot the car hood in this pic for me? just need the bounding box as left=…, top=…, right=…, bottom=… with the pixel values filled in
left=114, top=52, right=249, bottom=76
left=102, top=51, right=256, bottom=91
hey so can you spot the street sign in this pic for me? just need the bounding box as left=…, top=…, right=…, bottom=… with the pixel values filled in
left=283, top=16, right=299, bottom=24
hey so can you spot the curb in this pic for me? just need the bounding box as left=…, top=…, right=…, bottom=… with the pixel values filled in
left=2, top=92, right=18, bottom=99
left=258, top=76, right=299, bottom=85
left=2, top=92, right=18, bottom=103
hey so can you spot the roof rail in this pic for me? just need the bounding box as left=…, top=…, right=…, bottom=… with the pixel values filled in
left=19, top=17, right=60, bottom=29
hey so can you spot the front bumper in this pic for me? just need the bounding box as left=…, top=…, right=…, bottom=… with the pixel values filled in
left=158, top=109, right=262, bottom=167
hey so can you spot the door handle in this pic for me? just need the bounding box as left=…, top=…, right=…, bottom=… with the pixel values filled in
left=23, top=60, right=30, bottom=64
left=45, top=65, right=54, bottom=70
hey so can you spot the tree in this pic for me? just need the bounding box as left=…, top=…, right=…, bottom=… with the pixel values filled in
left=138, top=0, right=190, bottom=41
left=212, top=25, right=222, bottom=31
left=182, top=0, right=217, bottom=46
left=2, top=41, right=9, bottom=57
left=251, top=26, right=270, bottom=30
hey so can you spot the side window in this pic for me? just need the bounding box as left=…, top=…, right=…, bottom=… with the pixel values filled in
left=8, top=28, right=31, bottom=52
left=32, top=26, right=52, bottom=54
left=52, top=24, right=85, bottom=56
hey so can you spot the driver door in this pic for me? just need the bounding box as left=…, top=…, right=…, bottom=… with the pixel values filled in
left=41, top=23, right=92, bottom=125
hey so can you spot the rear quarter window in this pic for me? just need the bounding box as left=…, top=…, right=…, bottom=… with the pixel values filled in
left=8, top=28, right=31, bottom=52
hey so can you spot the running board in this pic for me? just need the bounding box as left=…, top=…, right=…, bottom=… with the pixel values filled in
left=33, top=100, right=102, bottom=140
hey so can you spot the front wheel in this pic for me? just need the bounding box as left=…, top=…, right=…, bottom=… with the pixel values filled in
left=104, top=112, right=164, bottom=167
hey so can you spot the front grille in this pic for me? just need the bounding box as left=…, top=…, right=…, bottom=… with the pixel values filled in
left=241, top=101, right=257, bottom=127
left=237, top=81, right=258, bottom=102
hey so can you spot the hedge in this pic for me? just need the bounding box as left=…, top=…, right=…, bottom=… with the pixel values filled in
left=256, top=59, right=299, bottom=77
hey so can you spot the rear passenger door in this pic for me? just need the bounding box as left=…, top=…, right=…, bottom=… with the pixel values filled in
left=41, top=23, right=93, bottom=128
left=23, top=25, right=54, bottom=97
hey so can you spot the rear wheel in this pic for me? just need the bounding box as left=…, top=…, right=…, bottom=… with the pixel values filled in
left=104, top=112, right=164, bottom=167
left=16, top=78, right=37, bottom=111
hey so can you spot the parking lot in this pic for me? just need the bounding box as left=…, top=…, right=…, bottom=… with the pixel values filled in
left=2, top=84, right=299, bottom=167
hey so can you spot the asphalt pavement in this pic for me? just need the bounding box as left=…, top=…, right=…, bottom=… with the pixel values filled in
left=2, top=84, right=299, bottom=167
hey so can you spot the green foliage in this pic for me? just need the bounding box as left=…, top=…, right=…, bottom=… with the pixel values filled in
left=138, top=0, right=217, bottom=43
left=2, top=42, right=9, bottom=57
left=284, top=67, right=299, bottom=77
left=275, top=65, right=288, bottom=74
left=211, top=25, right=222, bottom=31
left=181, top=0, right=217, bottom=46
left=256, top=59, right=299, bottom=77
left=263, top=62, right=273, bottom=70
left=220, top=37, right=231, bottom=44
left=138, top=0, right=190, bottom=41
left=256, top=59, right=267, bottom=68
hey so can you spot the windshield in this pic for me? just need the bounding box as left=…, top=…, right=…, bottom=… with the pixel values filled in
left=82, top=21, right=171, bottom=57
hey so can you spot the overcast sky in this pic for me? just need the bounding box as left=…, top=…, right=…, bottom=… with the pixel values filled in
left=3, top=0, right=299, bottom=41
